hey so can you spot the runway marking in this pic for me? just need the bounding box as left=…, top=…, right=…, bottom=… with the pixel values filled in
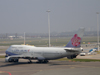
left=7, top=65, right=100, bottom=73
left=8, top=64, right=99, bottom=73
left=0, top=71, right=12, bottom=75
left=0, top=71, right=3, bottom=73
left=8, top=68, right=62, bottom=72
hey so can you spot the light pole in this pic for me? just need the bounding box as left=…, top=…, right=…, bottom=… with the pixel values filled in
left=96, top=12, right=99, bottom=51
left=46, top=10, right=51, bottom=47
left=24, top=32, right=25, bottom=45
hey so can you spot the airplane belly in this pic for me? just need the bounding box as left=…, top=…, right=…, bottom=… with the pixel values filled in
left=43, top=52, right=63, bottom=59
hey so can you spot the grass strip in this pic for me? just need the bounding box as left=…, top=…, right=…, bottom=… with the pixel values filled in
left=0, top=56, right=5, bottom=58
left=57, top=58, right=100, bottom=62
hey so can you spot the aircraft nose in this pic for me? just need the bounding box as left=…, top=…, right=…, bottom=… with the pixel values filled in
left=5, top=47, right=10, bottom=53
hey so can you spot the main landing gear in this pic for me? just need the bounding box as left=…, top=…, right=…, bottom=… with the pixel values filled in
left=37, top=60, right=49, bottom=63
left=28, top=59, right=49, bottom=63
left=67, top=55, right=77, bottom=59
left=28, top=59, right=32, bottom=63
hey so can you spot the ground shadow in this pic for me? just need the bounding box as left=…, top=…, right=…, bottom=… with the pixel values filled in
left=48, top=61, right=81, bottom=66
left=0, top=60, right=81, bottom=68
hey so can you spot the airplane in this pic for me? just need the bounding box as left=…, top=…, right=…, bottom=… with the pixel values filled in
left=5, top=28, right=85, bottom=63
left=87, top=48, right=97, bottom=55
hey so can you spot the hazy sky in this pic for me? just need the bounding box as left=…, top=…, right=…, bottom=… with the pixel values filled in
left=0, top=0, right=100, bottom=33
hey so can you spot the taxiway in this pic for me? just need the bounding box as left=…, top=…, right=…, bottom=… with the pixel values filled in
left=0, top=58, right=100, bottom=75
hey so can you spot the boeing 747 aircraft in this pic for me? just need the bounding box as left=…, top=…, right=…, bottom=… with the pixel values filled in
left=5, top=28, right=85, bottom=63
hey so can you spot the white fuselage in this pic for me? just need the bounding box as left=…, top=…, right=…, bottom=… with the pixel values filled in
left=5, top=45, right=82, bottom=60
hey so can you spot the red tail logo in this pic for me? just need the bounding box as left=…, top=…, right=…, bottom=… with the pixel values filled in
left=71, top=34, right=81, bottom=47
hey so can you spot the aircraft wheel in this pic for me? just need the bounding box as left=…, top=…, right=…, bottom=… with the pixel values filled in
left=8, top=58, right=14, bottom=62
left=38, top=60, right=43, bottom=63
left=37, top=60, right=43, bottom=63
left=71, top=55, right=77, bottom=59
left=37, top=60, right=49, bottom=63
left=28, top=59, right=32, bottom=64
left=73, top=55, right=77, bottom=58
left=14, top=59, right=19, bottom=62
left=43, top=60, right=49, bottom=63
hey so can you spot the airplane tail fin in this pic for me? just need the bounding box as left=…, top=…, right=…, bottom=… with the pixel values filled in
left=65, top=27, right=85, bottom=47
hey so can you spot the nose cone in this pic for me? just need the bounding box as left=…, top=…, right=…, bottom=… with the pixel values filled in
left=5, top=47, right=10, bottom=54
left=5, top=48, right=9, bottom=57
left=5, top=49, right=8, bottom=55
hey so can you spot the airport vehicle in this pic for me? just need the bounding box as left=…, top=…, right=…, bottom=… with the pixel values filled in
left=5, top=28, right=84, bottom=63
left=80, top=52, right=86, bottom=56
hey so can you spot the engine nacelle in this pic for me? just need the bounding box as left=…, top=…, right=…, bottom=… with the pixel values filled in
left=5, top=57, right=10, bottom=62
left=5, top=57, right=19, bottom=62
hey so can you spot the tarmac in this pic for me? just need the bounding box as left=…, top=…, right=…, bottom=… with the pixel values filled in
left=0, top=58, right=100, bottom=75
left=0, top=46, right=100, bottom=75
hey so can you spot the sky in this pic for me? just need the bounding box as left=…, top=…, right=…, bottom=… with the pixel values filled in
left=0, top=0, right=100, bottom=33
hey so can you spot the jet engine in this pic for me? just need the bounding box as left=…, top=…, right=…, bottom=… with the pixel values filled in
left=5, top=57, right=19, bottom=62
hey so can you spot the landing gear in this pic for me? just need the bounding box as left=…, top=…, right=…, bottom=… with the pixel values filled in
left=28, top=59, right=32, bottom=63
left=37, top=60, right=49, bottom=63
left=14, top=59, right=19, bottom=62
left=67, top=55, right=77, bottom=59
left=8, top=58, right=14, bottom=62
left=43, top=60, right=49, bottom=63
left=6, top=58, right=19, bottom=62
